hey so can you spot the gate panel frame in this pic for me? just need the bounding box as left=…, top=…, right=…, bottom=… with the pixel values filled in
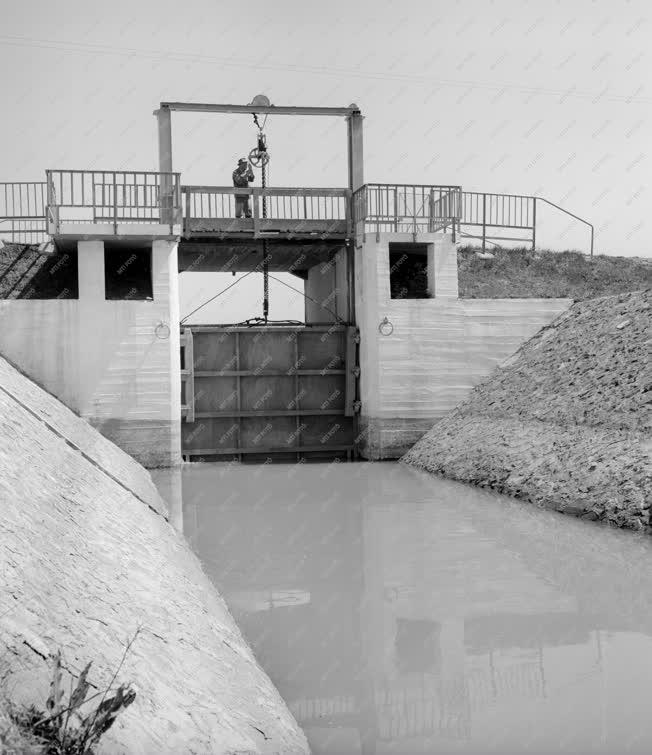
left=181, top=324, right=360, bottom=461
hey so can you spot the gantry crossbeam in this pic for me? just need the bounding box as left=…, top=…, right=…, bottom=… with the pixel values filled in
left=158, top=102, right=361, bottom=117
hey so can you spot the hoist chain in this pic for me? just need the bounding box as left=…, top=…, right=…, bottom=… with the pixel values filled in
left=254, top=113, right=270, bottom=323
left=262, top=241, right=269, bottom=322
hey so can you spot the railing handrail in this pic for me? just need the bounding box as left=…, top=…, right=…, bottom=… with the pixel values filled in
left=462, top=190, right=534, bottom=201
left=0, top=181, right=47, bottom=186
left=0, top=214, right=47, bottom=220
left=182, top=185, right=350, bottom=197
left=46, top=168, right=181, bottom=178
left=458, top=190, right=594, bottom=256
left=536, top=196, right=594, bottom=256
left=535, top=196, right=594, bottom=231
left=459, top=190, right=593, bottom=227
left=356, top=182, right=462, bottom=191
left=2, top=173, right=594, bottom=253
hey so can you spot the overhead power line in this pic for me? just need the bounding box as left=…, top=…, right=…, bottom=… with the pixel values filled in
left=0, top=34, right=648, bottom=105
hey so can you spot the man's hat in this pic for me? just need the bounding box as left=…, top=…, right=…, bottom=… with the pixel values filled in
left=238, top=157, right=248, bottom=164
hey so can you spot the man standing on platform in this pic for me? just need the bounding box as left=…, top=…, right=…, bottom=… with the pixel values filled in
left=232, top=157, right=255, bottom=218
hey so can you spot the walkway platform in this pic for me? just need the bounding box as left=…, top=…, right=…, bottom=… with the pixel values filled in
left=1, top=171, right=468, bottom=249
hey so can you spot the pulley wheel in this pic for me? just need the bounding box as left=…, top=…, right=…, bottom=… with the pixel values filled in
left=248, top=148, right=270, bottom=167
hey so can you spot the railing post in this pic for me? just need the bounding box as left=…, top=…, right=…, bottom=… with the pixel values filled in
left=45, top=170, right=53, bottom=208
left=112, top=172, right=118, bottom=234
left=346, top=190, right=353, bottom=236
left=45, top=170, right=57, bottom=234
left=452, top=192, right=457, bottom=244
left=393, top=187, right=398, bottom=232
left=252, top=188, right=259, bottom=238
left=532, top=197, right=537, bottom=251
left=184, top=187, right=190, bottom=237
left=170, top=174, right=177, bottom=234
left=413, top=185, right=417, bottom=240
left=590, top=226, right=594, bottom=258
left=482, top=192, right=487, bottom=252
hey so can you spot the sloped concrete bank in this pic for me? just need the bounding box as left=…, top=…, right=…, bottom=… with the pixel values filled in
left=403, top=290, right=651, bottom=531
left=0, top=355, right=308, bottom=754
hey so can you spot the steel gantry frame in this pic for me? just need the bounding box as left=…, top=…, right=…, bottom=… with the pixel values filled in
left=154, top=100, right=364, bottom=193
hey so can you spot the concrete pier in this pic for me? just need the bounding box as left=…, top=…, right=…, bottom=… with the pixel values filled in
left=354, top=232, right=571, bottom=459
left=0, top=237, right=181, bottom=467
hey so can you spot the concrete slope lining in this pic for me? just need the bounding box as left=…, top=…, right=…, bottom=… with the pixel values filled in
left=0, top=384, right=309, bottom=754
left=0, top=354, right=167, bottom=516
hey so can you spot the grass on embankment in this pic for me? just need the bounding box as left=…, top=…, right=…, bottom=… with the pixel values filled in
left=458, top=246, right=652, bottom=300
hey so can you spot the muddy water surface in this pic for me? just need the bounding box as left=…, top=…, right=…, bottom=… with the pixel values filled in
left=152, top=462, right=652, bottom=754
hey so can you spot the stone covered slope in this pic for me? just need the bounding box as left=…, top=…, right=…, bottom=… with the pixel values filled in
left=0, top=356, right=308, bottom=754
left=403, top=290, right=651, bottom=531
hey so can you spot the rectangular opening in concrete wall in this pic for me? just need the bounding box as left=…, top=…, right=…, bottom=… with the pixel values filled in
left=0, top=244, right=78, bottom=299
left=104, top=245, right=153, bottom=301
left=388, top=242, right=431, bottom=299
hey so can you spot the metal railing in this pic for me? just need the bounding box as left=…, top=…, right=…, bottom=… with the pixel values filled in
left=46, top=170, right=182, bottom=234
left=182, top=185, right=351, bottom=237
left=352, top=183, right=462, bottom=238
left=0, top=182, right=48, bottom=243
left=0, top=172, right=596, bottom=257
left=535, top=196, right=594, bottom=257
left=459, top=191, right=594, bottom=256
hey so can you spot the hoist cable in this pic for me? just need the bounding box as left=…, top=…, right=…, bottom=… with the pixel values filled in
left=179, top=268, right=344, bottom=327
left=262, top=251, right=269, bottom=321
left=267, top=274, right=345, bottom=324
left=179, top=269, right=256, bottom=324
left=216, top=317, right=304, bottom=327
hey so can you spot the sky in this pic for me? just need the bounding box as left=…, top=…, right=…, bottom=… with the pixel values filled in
left=1, top=0, right=649, bottom=320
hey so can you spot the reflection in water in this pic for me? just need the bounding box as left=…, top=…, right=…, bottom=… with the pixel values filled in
left=153, top=462, right=652, bottom=754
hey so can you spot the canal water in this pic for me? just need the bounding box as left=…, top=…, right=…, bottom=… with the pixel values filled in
left=152, top=461, right=652, bottom=754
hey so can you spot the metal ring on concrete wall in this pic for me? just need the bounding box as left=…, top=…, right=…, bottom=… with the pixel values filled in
left=378, top=317, right=394, bottom=336
left=155, top=321, right=171, bottom=340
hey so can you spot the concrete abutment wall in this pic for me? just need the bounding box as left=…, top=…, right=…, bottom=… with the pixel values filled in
left=354, top=232, right=572, bottom=459
left=304, top=246, right=351, bottom=323
left=1, top=229, right=576, bottom=466
left=0, top=238, right=181, bottom=467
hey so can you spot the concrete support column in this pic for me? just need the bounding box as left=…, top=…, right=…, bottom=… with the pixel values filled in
left=157, top=106, right=173, bottom=224
left=347, top=112, right=364, bottom=191
left=76, top=240, right=106, bottom=415
left=355, top=232, right=459, bottom=459
left=433, top=234, right=459, bottom=298
left=304, top=249, right=351, bottom=323
left=75, top=238, right=181, bottom=467
left=305, top=261, right=335, bottom=323
left=152, top=239, right=181, bottom=466
left=427, top=243, right=436, bottom=297
left=157, top=106, right=173, bottom=174
left=354, top=239, right=382, bottom=422
left=78, top=240, right=105, bottom=301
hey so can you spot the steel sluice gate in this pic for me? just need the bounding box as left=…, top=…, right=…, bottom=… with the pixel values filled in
left=180, top=324, right=359, bottom=462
